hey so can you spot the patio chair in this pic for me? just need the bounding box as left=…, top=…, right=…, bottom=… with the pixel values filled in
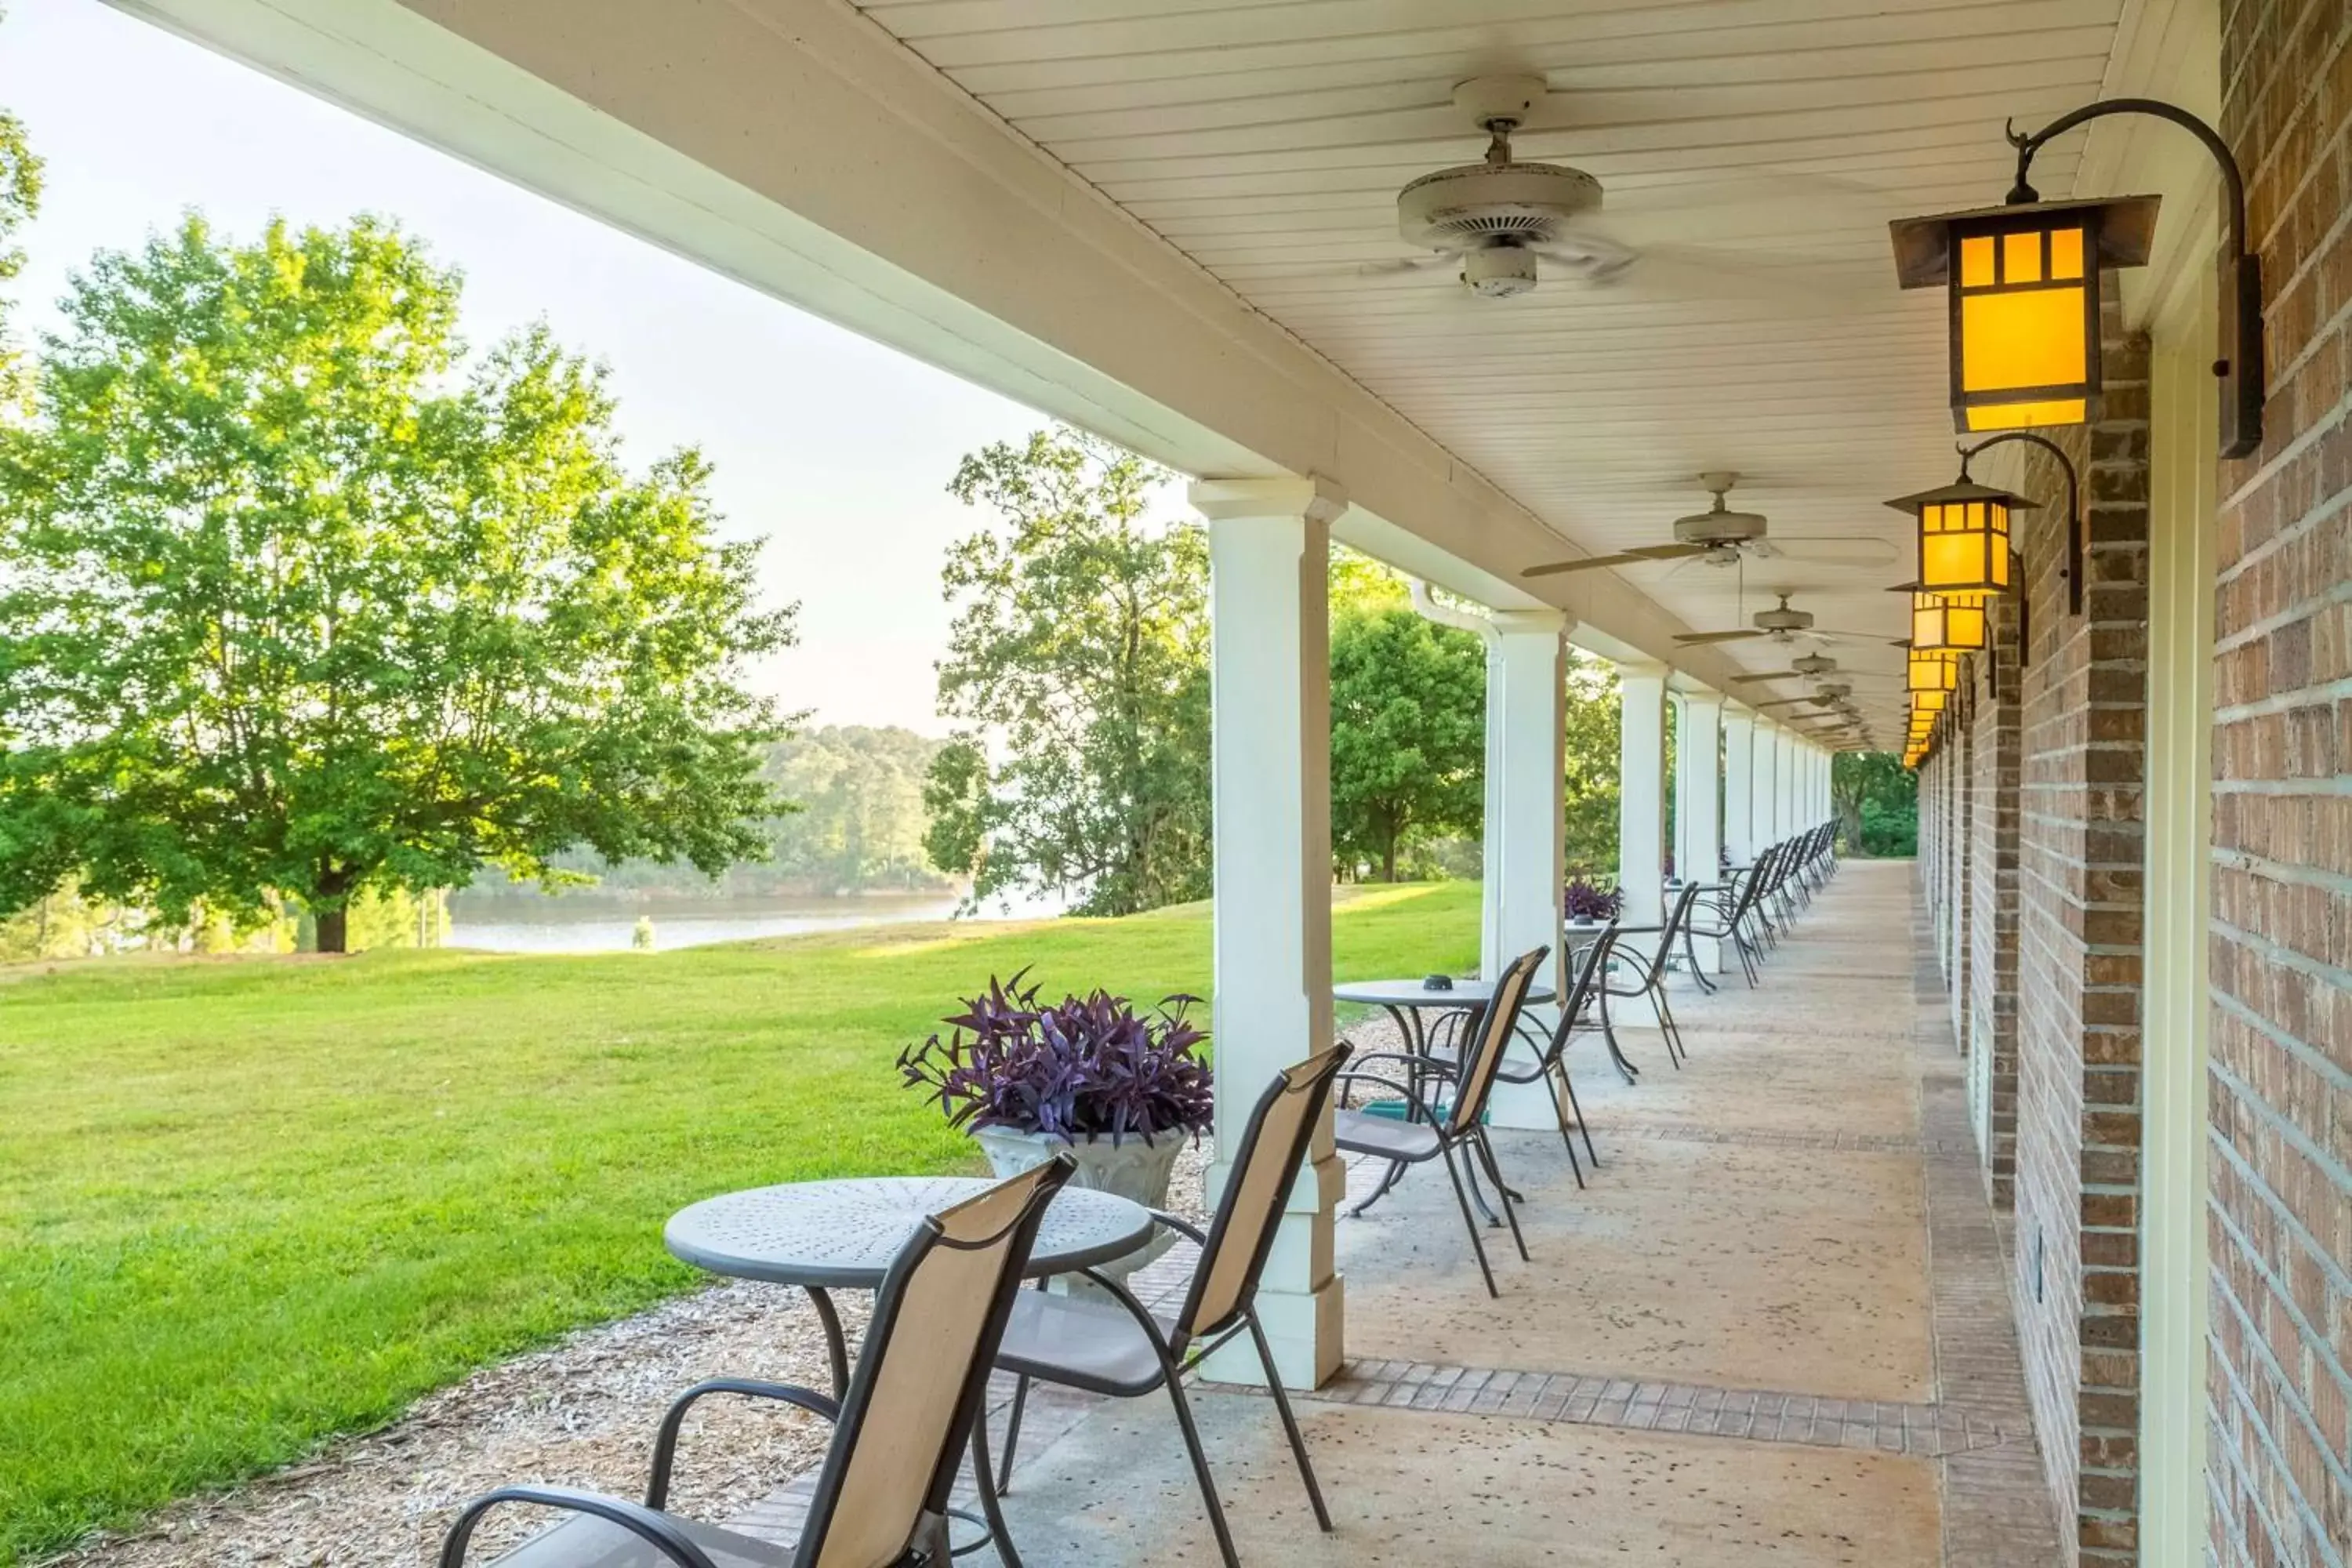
left=981, top=1043, right=1352, bottom=1568
left=1684, top=858, right=1770, bottom=991
left=437, top=1156, right=1076, bottom=1568
left=1483, top=931, right=1610, bottom=1183
left=1595, top=883, right=1701, bottom=1071
left=1331, top=945, right=1548, bottom=1297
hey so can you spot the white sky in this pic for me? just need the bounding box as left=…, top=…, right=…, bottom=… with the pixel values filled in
left=0, top=0, right=1069, bottom=734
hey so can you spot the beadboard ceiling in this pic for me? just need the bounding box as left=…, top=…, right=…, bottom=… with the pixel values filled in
left=840, top=0, right=2135, bottom=732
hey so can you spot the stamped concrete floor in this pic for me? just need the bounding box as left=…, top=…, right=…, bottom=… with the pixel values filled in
left=730, top=860, right=2064, bottom=1567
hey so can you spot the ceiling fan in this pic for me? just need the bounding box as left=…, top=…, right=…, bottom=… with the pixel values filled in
left=1726, top=654, right=1904, bottom=686
left=1672, top=591, right=1882, bottom=648
left=1363, top=78, right=1864, bottom=304
left=1522, top=474, right=1896, bottom=579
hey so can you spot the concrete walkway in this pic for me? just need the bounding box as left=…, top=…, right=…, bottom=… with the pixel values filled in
left=742, top=860, right=2065, bottom=1566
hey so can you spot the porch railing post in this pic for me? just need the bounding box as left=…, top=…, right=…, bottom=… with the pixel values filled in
left=1724, top=706, right=1757, bottom=866
left=1191, top=474, right=1346, bottom=1390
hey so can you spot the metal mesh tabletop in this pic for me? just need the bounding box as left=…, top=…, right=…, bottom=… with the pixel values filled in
left=665, top=1175, right=1155, bottom=1288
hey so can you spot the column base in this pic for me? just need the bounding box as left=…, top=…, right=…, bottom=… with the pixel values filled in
left=1200, top=1149, right=1345, bottom=1388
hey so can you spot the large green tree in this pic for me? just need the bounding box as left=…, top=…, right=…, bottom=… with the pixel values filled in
left=1328, top=605, right=1485, bottom=880
left=0, top=216, right=793, bottom=950
left=1833, top=751, right=1918, bottom=855
left=924, top=427, right=1210, bottom=916
left=0, top=38, right=39, bottom=396
left=1563, top=649, right=1622, bottom=873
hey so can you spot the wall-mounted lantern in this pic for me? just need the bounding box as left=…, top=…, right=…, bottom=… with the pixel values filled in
left=1889, top=96, right=2263, bottom=459
left=1905, top=587, right=1991, bottom=653
left=1886, top=474, right=2029, bottom=596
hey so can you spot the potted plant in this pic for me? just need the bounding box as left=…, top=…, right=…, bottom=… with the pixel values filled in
left=899, top=971, right=1213, bottom=1275
left=1563, top=875, right=1622, bottom=927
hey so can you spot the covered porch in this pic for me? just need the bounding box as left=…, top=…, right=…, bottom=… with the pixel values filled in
left=715, top=860, right=2060, bottom=1567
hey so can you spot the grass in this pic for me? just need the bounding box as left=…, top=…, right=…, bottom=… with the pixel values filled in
left=0, top=880, right=1478, bottom=1563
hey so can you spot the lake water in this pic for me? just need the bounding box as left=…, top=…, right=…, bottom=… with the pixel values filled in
left=446, top=891, right=1062, bottom=953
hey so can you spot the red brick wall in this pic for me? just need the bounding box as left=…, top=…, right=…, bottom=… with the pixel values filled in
left=2209, top=2, right=2352, bottom=1562
left=2012, top=300, right=2153, bottom=1565
left=1969, top=595, right=2026, bottom=1209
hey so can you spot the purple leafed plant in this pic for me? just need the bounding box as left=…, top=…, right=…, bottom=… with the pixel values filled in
left=898, top=970, right=1214, bottom=1145
left=1562, top=875, right=1622, bottom=923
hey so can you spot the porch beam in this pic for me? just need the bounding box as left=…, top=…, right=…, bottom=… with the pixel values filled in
left=1192, top=474, right=1345, bottom=1390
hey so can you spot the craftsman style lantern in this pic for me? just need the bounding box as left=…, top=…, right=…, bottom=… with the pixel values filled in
left=1908, top=588, right=1991, bottom=652
left=1889, top=98, right=2264, bottom=459
left=1886, top=477, right=2029, bottom=596
left=1908, top=645, right=1962, bottom=696
left=1889, top=196, right=2156, bottom=433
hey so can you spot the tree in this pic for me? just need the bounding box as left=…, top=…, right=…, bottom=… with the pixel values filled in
left=0, top=216, right=793, bottom=950
left=1833, top=751, right=1918, bottom=856
left=924, top=427, right=1210, bottom=916
left=1328, top=606, right=1485, bottom=880
left=1563, top=650, right=1622, bottom=873
left=0, top=34, right=42, bottom=397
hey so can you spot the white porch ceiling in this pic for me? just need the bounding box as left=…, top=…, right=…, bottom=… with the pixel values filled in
left=841, top=0, right=2133, bottom=731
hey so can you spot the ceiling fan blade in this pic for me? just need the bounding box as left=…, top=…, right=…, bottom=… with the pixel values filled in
left=1358, top=253, right=1458, bottom=276
left=1622, top=543, right=1710, bottom=561
left=1772, top=542, right=1904, bottom=568
left=1726, top=670, right=1804, bottom=684
left=1673, top=629, right=1764, bottom=645
left=1521, top=551, right=1647, bottom=579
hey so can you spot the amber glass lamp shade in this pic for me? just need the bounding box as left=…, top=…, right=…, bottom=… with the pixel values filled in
left=1911, top=588, right=1990, bottom=652
left=1907, top=647, right=1961, bottom=694
left=1889, top=195, right=2157, bottom=434
left=1886, top=478, right=2031, bottom=597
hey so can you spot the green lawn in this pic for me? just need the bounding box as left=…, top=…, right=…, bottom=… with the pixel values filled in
left=0, top=880, right=1478, bottom=1563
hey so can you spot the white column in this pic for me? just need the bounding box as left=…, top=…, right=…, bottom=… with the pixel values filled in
left=1775, top=729, right=1799, bottom=838
left=1616, top=661, right=1668, bottom=926
left=1723, top=707, right=1758, bottom=865
left=1483, top=610, right=1571, bottom=1131
left=1751, top=721, right=1783, bottom=850
left=1676, top=689, right=1725, bottom=971
left=1192, top=474, right=1345, bottom=1388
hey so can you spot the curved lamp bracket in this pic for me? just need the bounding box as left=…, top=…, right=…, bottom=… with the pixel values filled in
left=1962, top=432, right=2082, bottom=617
left=2005, top=98, right=2263, bottom=459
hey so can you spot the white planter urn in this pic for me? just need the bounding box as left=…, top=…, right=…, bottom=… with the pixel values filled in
left=971, top=1125, right=1184, bottom=1286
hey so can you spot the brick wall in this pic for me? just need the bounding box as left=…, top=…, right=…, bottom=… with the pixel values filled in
left=2011, top=296, right=2153, bottom=1565
left=1969, top=594, right=2026, bottom=1209
left=1954, top=694, right=1976, bottom=1058
left=2209, top=2, right=2352, bottom=1562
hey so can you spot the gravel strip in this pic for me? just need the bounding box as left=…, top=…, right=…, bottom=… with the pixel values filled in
left=42, top=1018, right=1406, bottom=1568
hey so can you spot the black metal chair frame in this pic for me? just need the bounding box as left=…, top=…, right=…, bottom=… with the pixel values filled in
left=438, top=1158, right=1076, bottom=1568
left=1488, top=933, right=1610, bottom=1181
left=1595, top=884, right=1701, bottom=1071
left=1331, top=946, right=1547, bottom=1297
left=981, top=1045, right=1352, bottom=1568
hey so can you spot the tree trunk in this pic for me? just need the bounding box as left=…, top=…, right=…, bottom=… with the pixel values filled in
left=1380, top=835, right=1398, bottom=883
left=315, top=906, right=349, bottom=954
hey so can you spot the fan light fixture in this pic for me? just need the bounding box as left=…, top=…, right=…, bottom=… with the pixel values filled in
left=1889, top=97, right=2263, bottom=459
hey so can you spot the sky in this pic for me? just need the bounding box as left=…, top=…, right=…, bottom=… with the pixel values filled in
left=0, top=0, right=1060, bottom=735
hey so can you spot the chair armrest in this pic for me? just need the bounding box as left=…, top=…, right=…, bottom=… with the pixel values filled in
left=647, top=1379, right=840, bottom=1508
left=1332, top=1069, right=1446, bottom=1124
left=1148, top=1209, right=1209, bottom=1246
left=441, top=1486, right=720, bottom=1568
left=1346, top=1049, right=1461, bottom=1076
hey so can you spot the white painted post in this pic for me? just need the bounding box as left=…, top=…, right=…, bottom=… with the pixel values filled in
left=1192, top=474, right=1346, bottom=1389
left=1483, top=609, right=1570, bottom=1131
left=1723, top=707, right=1757, bottom=866
left=1616, top=661, right=1668, bottom=926
left=1677, top=689, right=1725, bottom=971
left=1775, top=729, right=1799, bottom=839
left=1751, top=722, right=1783, bottom=851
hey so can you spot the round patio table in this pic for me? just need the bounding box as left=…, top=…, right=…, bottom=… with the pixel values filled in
left=1331, top=977, right=1555, bottom=1220
left=667, top=1176, right=1154, bottom=1568
left=666, top=1175, right=1154, bottom=1395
